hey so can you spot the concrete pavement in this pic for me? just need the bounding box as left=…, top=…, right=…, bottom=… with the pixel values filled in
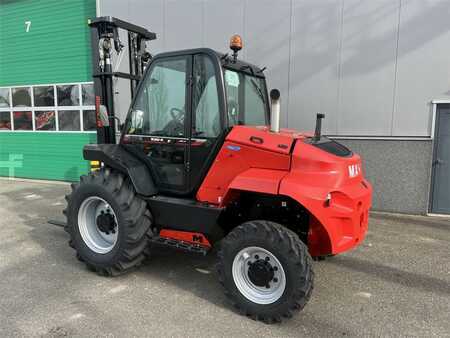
left=0, top=179, right=449, bottom=337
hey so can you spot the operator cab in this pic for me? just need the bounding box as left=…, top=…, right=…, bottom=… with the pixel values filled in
left=121, top=48, right=270, bottom=196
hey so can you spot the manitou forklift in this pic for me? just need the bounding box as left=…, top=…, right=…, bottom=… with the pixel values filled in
left=64, top=17, right=372, bottom=323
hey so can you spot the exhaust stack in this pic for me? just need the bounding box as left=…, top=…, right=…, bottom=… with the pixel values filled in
left=270, top=89, right=281, bottom=133
left=314, top=113, right=325, bottom=142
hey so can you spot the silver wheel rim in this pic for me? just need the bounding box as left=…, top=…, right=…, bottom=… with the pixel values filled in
left=78, top=196, right=118, bottom=254
left=232, top=246, right=286, bottom=305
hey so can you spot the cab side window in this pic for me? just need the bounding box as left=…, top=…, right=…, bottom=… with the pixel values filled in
left=192, top=54, right=220, bottom=138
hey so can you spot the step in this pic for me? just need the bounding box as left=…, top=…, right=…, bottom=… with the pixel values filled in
left=149, top=236, right=210, bottom=256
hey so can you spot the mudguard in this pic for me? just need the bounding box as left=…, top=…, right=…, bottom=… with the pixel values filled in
left=83, top=144, right=158, bottom=196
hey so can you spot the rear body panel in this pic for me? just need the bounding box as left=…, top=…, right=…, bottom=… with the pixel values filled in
left=197, top=125, right=372, bottom=256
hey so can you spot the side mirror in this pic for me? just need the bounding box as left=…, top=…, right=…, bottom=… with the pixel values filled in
left=98, top=104, right=109, bottom=127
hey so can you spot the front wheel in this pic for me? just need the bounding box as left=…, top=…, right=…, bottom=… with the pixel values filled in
left=217, top=220, right=314, bottom=323
left=64, top=169, right=152, bottom=276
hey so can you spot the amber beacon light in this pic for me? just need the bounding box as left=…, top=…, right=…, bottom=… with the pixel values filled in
left=230, top=34, right=242, bottom=61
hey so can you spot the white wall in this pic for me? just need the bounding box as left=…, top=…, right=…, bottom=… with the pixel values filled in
left=99, top=0, right=450, bottom=137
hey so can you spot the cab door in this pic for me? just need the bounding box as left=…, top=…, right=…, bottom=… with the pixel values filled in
left=123, top=55, right=191, bottom=194
left=187, top=53, right=225, bottom=192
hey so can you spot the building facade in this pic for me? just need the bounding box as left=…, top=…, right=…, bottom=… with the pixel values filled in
left=0, top=0, right=96, bottom=181
left=1, top=0, right=449, bottom=215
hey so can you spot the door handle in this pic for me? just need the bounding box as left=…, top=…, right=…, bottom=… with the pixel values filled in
left=434, top=158, right=445, bottom=165
left=250, top=136, right=264, bottom=144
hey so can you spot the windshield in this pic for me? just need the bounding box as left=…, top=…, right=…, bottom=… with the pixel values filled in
left=224, top=69, right=268, bottom=127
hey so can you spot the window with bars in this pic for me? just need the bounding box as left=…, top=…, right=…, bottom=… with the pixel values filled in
left=0, top=83, right=96, bottom=132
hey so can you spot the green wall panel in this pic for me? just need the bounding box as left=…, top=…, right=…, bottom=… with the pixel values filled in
left=0, top=0, right=96, bottom=86
left=0, top=132, right=96, bottom=181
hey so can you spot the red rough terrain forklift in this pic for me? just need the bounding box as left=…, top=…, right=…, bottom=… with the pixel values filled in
left=64, top=17, right=372, bottom=323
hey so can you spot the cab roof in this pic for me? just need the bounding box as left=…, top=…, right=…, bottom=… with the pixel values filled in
left=152, top=48, right=266, bottom=78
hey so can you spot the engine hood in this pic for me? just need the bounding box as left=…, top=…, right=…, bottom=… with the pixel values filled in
left=226, top=125, right=363, bottom=188
left=226, top=125, right=310, bottom=155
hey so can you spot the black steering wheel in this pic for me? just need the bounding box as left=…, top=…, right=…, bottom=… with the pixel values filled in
left=161, top=108, right=185, bottom=136
left=170, top=108, right=185, bottom=122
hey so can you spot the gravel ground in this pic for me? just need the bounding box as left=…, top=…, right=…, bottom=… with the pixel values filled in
left=0, top=179, right=449, bottom=337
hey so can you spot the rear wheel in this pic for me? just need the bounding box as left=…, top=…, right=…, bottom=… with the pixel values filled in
left=64, top=169, right=152, bottom=276
left=217, top=220, right=314, bottom=323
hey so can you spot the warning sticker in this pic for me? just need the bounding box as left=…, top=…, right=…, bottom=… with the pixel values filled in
left=225, top=70, right=240, bottom=87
